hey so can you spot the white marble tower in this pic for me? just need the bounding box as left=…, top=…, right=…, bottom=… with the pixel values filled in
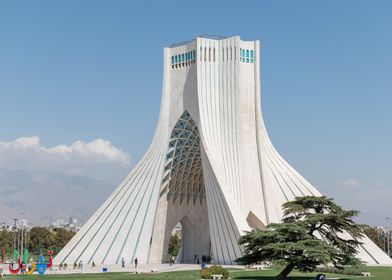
left=54, top=35, right=392, bottom=266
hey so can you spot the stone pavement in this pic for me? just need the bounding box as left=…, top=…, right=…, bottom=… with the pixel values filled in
left=44, top=263, right=244, bottom=275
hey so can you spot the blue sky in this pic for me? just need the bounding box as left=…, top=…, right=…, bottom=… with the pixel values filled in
left=0, top=1, right=391, bottom=225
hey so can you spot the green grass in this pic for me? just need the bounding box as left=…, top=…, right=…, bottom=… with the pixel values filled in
left=6, top=267, right=392, bottom=280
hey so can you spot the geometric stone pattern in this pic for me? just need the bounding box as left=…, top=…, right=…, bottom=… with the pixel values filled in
left=161, top=111, right=205, bottom=205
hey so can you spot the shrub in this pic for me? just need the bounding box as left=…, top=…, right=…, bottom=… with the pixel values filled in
left=73, top=262, right=77, bottom=269
left=59, top=264, right=63, bottom=270
left=63, top=263, right=67, bottom=270
left=342, top=267, right=364, bottom=276
left=200, top=269, right=210, bottom=279
left=316, top=266, right=364, bottom=276
left=92, top=261, right=96, bottom=267
left=200, top=265, right=229, bottom=279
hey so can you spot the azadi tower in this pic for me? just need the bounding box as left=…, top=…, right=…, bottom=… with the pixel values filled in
left=55, top=35, right=391, bottom=266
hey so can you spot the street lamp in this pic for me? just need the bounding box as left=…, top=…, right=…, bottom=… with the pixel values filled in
left=12, top=218, right=18, bottom=260
left=386, top=217, right=391, bottom=257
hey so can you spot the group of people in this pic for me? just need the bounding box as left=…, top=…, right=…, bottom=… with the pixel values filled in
left=121, top=257, right=138, bottom=269
left=10, top=260, right=33, bottom=274
left=194, top=254, right=209, bottom=269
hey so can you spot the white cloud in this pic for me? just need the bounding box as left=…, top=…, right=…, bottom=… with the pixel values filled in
left=46, top=139, right=130, bottom=164
left=337, top=178, right=360, bottom=188
left=0, top=136, right=131, bottom=181
left=1, top=136, right=42, bottom=150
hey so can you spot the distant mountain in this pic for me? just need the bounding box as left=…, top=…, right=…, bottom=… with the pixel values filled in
left=0, top=169, right=117, bottom=225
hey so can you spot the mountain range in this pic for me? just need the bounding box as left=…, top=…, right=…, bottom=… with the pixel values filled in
left=0, top=168, right=117, bottom=226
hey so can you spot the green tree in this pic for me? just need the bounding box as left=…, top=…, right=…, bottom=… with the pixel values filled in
left=52, top=228, right=75, bottom=251
left=236, top=196, right=364, bottom=279
left=363, top=226, right=384, bottom=251
left=168, top=234, right=181, bottom=258
left=0, top=230, right=13, bottom=257
left=28, top=227, right=52, bottom=254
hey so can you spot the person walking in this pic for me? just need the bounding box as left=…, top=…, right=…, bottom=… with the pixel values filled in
left=121, top=257, right=125, bottom=268
left=171, top=256, right=175, bottom=266
left=79, top=260, right=83, bottom=273
left=134, top=257, right=138, bottom=270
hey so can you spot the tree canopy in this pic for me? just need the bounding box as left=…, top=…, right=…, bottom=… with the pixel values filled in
left=236, top=196, right=364, bottom=279
left=0, top=230, right=13, bottom=256
left=28, top=227, right=52, bottom=254
left=168, top=234, right=181, bottom=258
left=28, top=227, right=75, bottom=255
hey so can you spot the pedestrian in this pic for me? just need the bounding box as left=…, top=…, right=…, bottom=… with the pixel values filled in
left=121, top=257, right=125, bottom=268
left=79, top=260, right=83, bottom=273
left=201, top=255, right=206, bottom=269
left=134, top=257, right=138, bottom=270
left=21, top=262, right=26, bottom=274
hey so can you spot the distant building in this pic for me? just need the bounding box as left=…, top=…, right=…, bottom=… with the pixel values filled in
left=19, top=219, right=28, bottom=227
left=69, top=217, right=77, bottom=225
left=56, top=219, right=65, bottom=227
left=0, top=222, right=12, bottom=231
left=51, top=217, right=78, bottom=232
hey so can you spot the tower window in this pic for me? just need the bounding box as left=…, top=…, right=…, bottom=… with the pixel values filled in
left=222, top=48, right=224, bottom=61
left=238, top=48, right=255, bottom=63
left=209, top=47, right=211, bottom=62
left=171, top=56, right=174, bottom=65
left=204, top=47, right=206, bottom=61
left=200, top=47, right=202, bottom=61
left=213, top=48, right=215, bottom=62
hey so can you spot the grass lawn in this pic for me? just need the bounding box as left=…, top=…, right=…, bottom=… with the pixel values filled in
left=6, top=267, right=392, bottom=280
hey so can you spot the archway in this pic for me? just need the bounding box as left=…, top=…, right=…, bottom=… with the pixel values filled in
left=160, top=111, right=211, bottom=263
left=166, top=222, right=182, bottom=264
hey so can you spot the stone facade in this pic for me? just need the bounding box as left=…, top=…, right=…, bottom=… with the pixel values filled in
left=54, top=35, right=392, bottom=266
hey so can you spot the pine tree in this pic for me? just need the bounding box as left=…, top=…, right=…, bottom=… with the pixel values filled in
left=236, top=196, right=364, bottom=279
